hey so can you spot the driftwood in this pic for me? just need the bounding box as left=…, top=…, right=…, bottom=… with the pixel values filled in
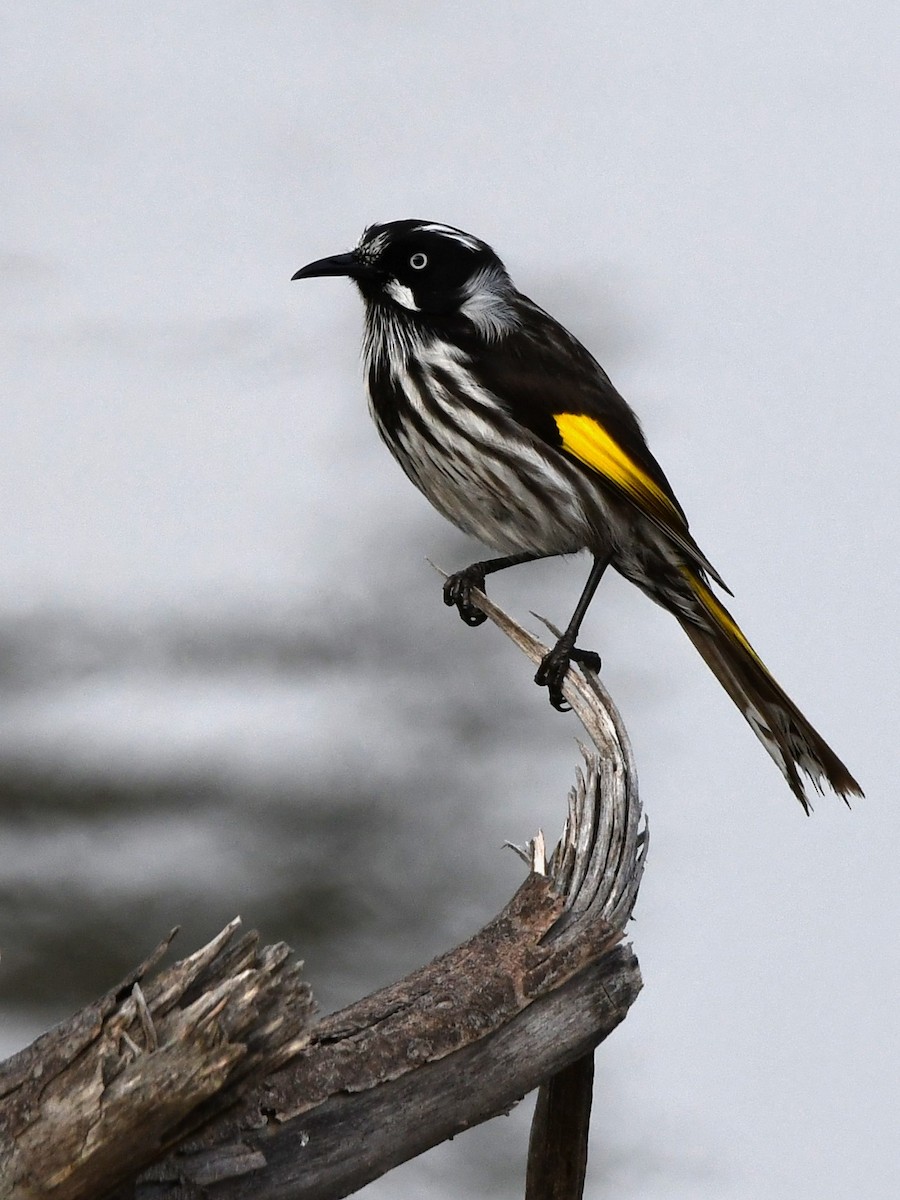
left=0, top=585, right=646, bottom=1200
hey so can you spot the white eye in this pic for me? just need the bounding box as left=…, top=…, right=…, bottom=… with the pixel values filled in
left=409, top=252, right=428, bottom=270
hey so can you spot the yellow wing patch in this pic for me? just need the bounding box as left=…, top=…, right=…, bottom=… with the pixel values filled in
left=554, top=412, right=682, bottom=526
left=554, top=411, right=731, bottom=592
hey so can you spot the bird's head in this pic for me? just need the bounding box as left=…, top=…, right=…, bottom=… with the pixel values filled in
left=293, top=220, right=518, bottom=338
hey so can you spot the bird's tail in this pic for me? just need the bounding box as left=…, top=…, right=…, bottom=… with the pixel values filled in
left=674, top=568, right=862, bottom=811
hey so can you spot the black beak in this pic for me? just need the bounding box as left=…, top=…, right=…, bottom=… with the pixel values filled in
left=291, top=252, right=365, bottom=282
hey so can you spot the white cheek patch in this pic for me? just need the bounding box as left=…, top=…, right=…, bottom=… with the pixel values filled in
left=385, top=278, right=420, bottom=311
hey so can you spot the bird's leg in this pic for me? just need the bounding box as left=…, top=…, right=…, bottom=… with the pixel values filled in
left=535, top=554, right=611, bottom=711
left=444, top=551, right=545, bottom=626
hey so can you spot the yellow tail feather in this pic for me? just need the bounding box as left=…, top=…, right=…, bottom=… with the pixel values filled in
left=677, top=568, right=863, bottom=810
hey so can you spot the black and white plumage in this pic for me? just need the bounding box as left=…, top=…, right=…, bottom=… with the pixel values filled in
left=293, top=219, right=862, bottom=810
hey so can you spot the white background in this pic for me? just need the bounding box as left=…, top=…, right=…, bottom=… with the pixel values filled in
left=2, top=4, right=897, bottom=1198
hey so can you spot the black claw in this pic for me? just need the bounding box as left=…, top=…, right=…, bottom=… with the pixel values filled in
left=534, top=642, right=573, bottom=711
left=534, top=640, right=601, bottom=712
left=443, top=567, right=489, bottom=627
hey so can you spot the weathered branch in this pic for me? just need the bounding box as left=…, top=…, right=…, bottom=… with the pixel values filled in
left=0, top=587, right=646, bottom=1200
left=0, top=922, right=315, bottom=1199
left=526, top=1053, right=595, bottom=1200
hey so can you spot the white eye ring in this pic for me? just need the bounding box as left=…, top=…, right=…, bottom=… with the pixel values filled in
left=409, top=252, right=428, bottom=270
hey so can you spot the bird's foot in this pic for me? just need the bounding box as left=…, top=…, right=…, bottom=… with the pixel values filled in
left=534, top=640, right=602, bottom=711
left=570, top=646, right=602, bottom=673
left=443, top=564, right=489, bottom=627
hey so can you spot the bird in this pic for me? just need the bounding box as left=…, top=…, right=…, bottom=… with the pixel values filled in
left=292, top=219, right=862, bottom=810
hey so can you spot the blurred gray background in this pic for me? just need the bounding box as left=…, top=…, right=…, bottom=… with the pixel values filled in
left=2, top=4, right=897, bottom=1198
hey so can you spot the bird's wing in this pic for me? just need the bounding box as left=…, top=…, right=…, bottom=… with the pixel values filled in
left=470, top=298, right=730, bottom=591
